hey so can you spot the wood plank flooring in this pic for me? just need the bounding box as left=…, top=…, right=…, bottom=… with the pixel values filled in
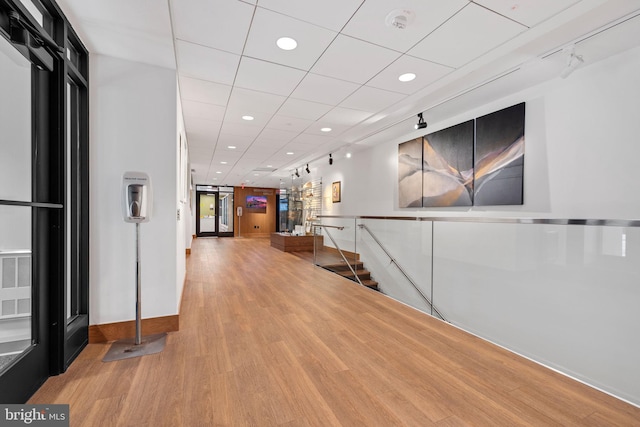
left=30, top=237, right=640, bottom=426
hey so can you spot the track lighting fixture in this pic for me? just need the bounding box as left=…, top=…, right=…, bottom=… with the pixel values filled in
left=329, top=154, right=333, bottom=165
left=414, top=112, right=427, bottom=130
left=295, top=168, right=300, bottom=178
left=305, top=164, right=310, bottom=174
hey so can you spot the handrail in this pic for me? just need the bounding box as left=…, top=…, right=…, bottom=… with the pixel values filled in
left=312, top=224, right=364, bottom=288
left=358, top=224, right=447, bottom=322
left=0, top=250, right=31, bottom=255
left=317, top=215, right=640, bottom=228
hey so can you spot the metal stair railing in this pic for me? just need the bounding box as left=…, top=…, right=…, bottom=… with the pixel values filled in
left=358, top=224, right=447, bottom=322
left=312, top=224, right=364, bottom=287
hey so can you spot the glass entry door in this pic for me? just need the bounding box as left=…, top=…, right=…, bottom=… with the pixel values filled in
left=0, top=16, right=54, bottom=402
left=197, top=193, right=218, bottom=236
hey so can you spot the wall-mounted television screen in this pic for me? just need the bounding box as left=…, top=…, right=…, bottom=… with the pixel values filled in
left=246, top=195, right=267, bottom=213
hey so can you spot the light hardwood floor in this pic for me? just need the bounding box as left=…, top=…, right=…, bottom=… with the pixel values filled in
left=30, top=237, right=640, bottom=426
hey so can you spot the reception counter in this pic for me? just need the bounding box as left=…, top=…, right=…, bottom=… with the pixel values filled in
left=270, top=233, right=323, bottom=252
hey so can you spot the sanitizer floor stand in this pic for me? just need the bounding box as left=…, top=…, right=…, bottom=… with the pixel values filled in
left=103, top=223, right=167, bottom=361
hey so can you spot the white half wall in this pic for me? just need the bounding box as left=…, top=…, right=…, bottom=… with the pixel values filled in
left=319, top=45, right=640, bottom=220
left=90, top=54, right=178, bottom=325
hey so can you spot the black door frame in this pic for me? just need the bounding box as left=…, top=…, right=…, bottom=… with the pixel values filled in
left=0, top=0, right=89, bottom=402
left=196, top=191, right=219, bottom=237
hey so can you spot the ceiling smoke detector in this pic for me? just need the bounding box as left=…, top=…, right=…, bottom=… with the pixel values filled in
left=385, top=9, right=415, bottom=30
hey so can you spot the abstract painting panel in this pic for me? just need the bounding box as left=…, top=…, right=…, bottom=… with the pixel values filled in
left=398, top=137, right=423, bottom=208
left=474, top=103, right=525, bottom=205
left=422, top=120, right=474, bottom=207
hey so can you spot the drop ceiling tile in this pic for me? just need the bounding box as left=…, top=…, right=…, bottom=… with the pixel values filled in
left=172, top=0, right=254, bottom=54
left=234, top=57, right=307, bottom=96
left=227, top=88, right=287, bottom=115
left=244, top=8, right=337, bottom=71
left=182, top=100, right=226, bottom=122
left=408, top=3, right=526, bottom=68
left=320, top=106, right=372, bottom=126
left=184, top=116, right=223, bottom=138
left=367, top=54, right=453, bottom=95
left=473, top=0, right=581, bottom=27
left=219, top=122, right=262, bottom=139
left=257, top=0, right=364, bottom=31
left=311, top=35, right=402, bottom=84
left=339, top=85, right=406, bottom=112
left=212, top=151, right=242, bottom=163
left=255, top=128, right=299, bottom=144
left=189, top=146, right=214, bottom=161
left=244, top=146, right=279, bottom=159
left=304, top=123, right=350, bottom=136
left=180, top=76, right=231, bottom=106
left=176, top=40, right=240, bottom=84
left=187, top=131, right=219, bottom=149
left=278, top=99, right=333, bottom=121
left=223, top=106, right=272, bottom=128
left=267, top=115, right=314, bottom=133
left=342, top=0, right=468, bottom=52
left=290, top=73, right=360, bottom=105
left=290, top=133, right=333, bottom=146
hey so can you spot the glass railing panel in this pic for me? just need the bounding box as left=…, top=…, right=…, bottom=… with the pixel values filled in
left=432, top=221, right=640, bottom=405
left=357, top=218, right=436, bottom=315
left=313, top=217, right=360, bottom=282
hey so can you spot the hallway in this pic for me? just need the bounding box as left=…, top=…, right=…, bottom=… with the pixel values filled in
left=30, top=237, right=640, bottom=426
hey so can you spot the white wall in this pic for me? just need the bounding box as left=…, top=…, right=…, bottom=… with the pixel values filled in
left=176, top=88, right=189, bottom=309
left=90, top=54, right=178, bottom=325
left=319, top=45, right=640, bottom=220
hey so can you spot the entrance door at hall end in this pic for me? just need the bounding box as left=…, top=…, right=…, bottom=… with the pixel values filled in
left=196, top=192, right=218, bottom=237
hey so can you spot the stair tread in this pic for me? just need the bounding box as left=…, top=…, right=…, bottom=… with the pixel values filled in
left=320, top=262, right=364, bottom=271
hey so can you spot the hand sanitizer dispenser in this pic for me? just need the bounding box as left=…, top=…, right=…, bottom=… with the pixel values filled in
left=122, top=172, right=151, bottom=223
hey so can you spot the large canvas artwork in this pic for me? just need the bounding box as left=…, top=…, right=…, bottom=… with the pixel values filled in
left=474, top=103, right=525, bottom=205
left=398, top=137, right=423, bottom=208
left=422, top=120, right=474, bottom=207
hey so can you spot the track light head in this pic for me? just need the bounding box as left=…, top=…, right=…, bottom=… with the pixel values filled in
left=295, top=168, right=300, bottom=178
left=414, top=112, right=427, bottom=130
left=329, top=154, right=333, bottom=165
left=305, top=164, right=310, bottom=174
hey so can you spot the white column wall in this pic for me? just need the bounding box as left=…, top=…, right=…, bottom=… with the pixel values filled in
left=176, top=89, right=188, bottom=309
left=90, top=54, right=178, bottom=325
left=319, top=45, right=640, bottom=220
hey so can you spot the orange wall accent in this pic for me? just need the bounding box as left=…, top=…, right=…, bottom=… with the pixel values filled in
left=234, top=187, right=277, bottom=237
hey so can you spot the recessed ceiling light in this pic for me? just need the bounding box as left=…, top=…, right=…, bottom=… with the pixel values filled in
left=216, top=171, right=222, bottom=174
left=286, top=152, right=294, bottom=155
left=320, top=127, right=332, bottom=132
left=220, top=161, right=227, bottom=164
left=267, top=165, right=272, bottom=168
left=227, top=145, right=236, bottom=149
left=346, top=152, right=352, bottom=158
left=398, top=73, right=416, bottom=82
left=242, top=115, right=254, bottom=121
left=276, top=37, right=297, bottom=51
left=254, top=173, right=259, bottom=176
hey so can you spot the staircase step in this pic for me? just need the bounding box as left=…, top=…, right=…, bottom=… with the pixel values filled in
left=320, top=261, right=364, bottom=272
left=361, top=279, right=379, bottom=291
left=336, top=269, right=371, bottom=281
